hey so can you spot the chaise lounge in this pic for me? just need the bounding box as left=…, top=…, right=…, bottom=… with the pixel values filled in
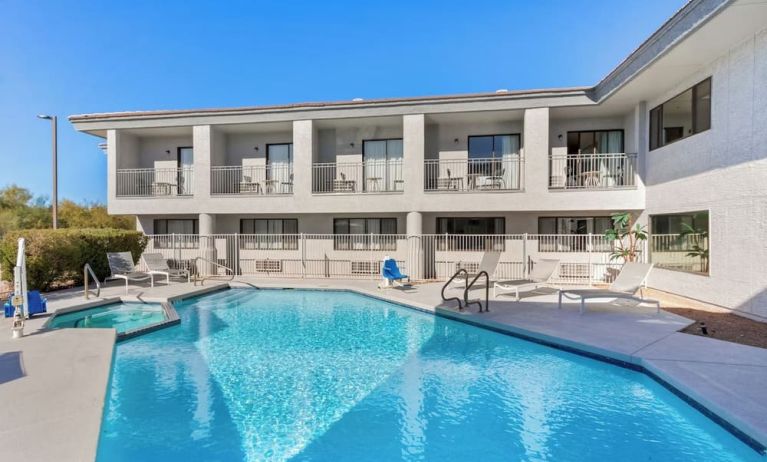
left=494, top=259, right=559, bottom=300
left=557, top=262, right=660, bottom=314
left=106, top=252, right=153, bottom=294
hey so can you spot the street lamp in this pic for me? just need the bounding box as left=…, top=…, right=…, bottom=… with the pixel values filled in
left=37, top=114, right=58, bottom=229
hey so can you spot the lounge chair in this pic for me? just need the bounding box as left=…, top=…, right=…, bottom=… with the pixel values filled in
left=141, top=252, right=190, bottom=285
left=450, top=251, right=502, bottom=287
left=378, top=257, right=411, bottom=288
left=494, top=259, right=559, bottom=300
left=558, top=262, right=660, bottom=314
left=106, top=252, right=153, bottom=294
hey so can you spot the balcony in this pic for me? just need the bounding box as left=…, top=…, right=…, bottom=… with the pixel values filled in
left=548, top=153, right=636, bottom=190
left=116, top=168, right=194, bottom=198
left=211, top=165, right=293, bottom=195
left=312, top=160, right=404, bottom=194
left=424, top=157, right=523, bottom=192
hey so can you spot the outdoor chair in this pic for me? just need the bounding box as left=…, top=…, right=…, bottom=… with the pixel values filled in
left=494, top=259, right=559, bottom=300
left=558, top=262, right=660, bottom=314
left=106, top=252, right=153, bottom=294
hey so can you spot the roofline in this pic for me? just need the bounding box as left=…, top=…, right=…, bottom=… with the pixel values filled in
left=69, top=0, right=732, bottom=125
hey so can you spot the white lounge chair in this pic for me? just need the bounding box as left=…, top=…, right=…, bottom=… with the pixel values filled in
left=450, top=251, right=502, bottom=287
left=106, top=252, right=153, bottom=294
left=141, top=252, right=190, bottom=285
left=494, top=259, right=559, bottom=300
left=558, top=262, right=660, bottom=314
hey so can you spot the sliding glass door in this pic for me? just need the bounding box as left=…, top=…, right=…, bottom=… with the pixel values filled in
left=362, top=139, right=403, bottom=191
left=266, top=144, right=292, bottom=193
left=467, top=134, right=521, bottom=189
left=177, top=147, right=193, bottom=195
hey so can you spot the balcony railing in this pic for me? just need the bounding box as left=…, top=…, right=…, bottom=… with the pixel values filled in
left=548, top=153, right=636, bottom=190
left=424, top=157, right=523, bottom=192
left=312, top=160, right=404, bottom=194
left=116, top=168, right=194, bottom=197
left=211, top=165, right=293, bottom=195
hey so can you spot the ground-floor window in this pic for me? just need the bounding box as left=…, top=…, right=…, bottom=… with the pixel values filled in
left=650, top=211, right=709, bottom=274
left=333, top=218, right=397, bottom=250
left=239, top=218, right=298, bottom=250
left=436, top=217, right=505, bottom=251
left=152, top=219, right=199, bottom=248
left=537, top=216, right=613, bottom=252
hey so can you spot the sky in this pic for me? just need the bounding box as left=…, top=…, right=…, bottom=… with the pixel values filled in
left=0, top=0, right=687, bottom=203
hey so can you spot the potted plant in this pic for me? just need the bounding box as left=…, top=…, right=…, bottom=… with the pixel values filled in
left=604, top=212, right=648, bottom=263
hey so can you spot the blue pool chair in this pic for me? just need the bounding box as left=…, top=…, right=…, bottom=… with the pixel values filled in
left=3, top=291, right=47, bottom=318
left=379, top=258, right=411, bottom=288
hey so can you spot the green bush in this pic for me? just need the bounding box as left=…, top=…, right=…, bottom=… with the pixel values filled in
left=0, top=228, right=148, bottom=291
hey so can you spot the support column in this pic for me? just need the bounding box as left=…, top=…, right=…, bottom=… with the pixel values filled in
left=406, top=211, right=423, bottom=281
left=292, top=120, right=315, bottom=200
left=199, top=213, right=217, bottom=275
left=523, top=107, right=550, bottom=194
left=403, top=114, right=425, bottom=198
left=193, top=125, right=213, bottom=200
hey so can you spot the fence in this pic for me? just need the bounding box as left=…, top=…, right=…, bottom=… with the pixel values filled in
left=140, top=233, right=632, bottom=284
left=424, top=157, right=523, bottom=192
left=650, top=233, right=708, bottom=273
left=312, top=160, right=404, bottom=193
left=211, top=165, right=293, bottom=195
left=116, top=168, right=194, bottom=197
left=548, top=153, right=636, bottom=189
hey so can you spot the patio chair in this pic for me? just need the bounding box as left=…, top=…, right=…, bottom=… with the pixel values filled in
left=106, top=252, right=153, bottom=294
left=494, top=259, right=559, bottom=300
left=450, top=251, right=502, bottom=288
left=378, top=257, right=411, bottom=288
left=558, top=262, right=660, bottom=314
left=142, top=252, right=190, bottom=285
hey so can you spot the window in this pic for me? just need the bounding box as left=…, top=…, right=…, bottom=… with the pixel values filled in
left=468, top=134, right=520, bottom=177
left=436, top=217, right=505, bottom=251
left=537, top=217, right=613, bottom=252
left=362, top=139, right=403, bottom=191
left=152, top=219, right=198, bottom=248
left=240, top=218, right=298, bottom=250
left=650, top=211, right=709, bottom=274
left=566, top=130, right=624, bottom=154
left=333, top=218, right=397, bottom=250
left=649, top=78, right=711, bottom=150
left=266, top=144, right=293, bottom=188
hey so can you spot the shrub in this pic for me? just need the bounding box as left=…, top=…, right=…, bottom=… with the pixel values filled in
left=0, top=228, right=148, bottom=291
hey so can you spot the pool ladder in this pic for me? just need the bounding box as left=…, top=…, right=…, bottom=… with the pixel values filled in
left=84, top=263, right=101, bottom=299
left=441, top=269, right=490, bottom=313
left=192, top=257, right=235, bottom=286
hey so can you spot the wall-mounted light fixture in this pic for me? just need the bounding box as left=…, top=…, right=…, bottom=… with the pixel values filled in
left=254, top=146, right=259, bottom=151
left=557, top=134, right=563, bottom=140
left=165, top=149, right=171, bottom=155
left=453, top=138, right=459, bottom=144
left=350, top=142, right=355, bottom=147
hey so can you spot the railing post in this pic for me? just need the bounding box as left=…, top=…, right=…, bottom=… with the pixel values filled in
left=234, top=233, right=240, bottom=276
left=301, top=233, right=306, bottom=279
left=588, top=233, right=593, bottom=285
left=522, top=233, right=528, bottom=279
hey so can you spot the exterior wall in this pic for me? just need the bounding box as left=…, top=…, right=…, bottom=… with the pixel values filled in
left=317, top=125, right=402, bottom=163
left=425, top=120, right=524, bottom=160
left=223, top=131, right=292, bottom=165
left=138, top=135, right=193, bottom=168
left=644, top=27, right=767, bottom=318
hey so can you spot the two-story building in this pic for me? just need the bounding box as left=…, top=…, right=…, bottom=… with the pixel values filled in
left=70, top=0, right=767, bottom=319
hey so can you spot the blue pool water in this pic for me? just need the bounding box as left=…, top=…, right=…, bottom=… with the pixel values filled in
left=49, top=302, right=166, bottom=334
left=97, top=289, right=763, bottom=461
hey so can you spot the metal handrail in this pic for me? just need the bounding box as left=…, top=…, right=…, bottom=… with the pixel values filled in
left=84, top=263, right=101, bottom=299
left=464, top=270, right=490, bottom=313
left=192, top=256, right=235, bottom=286
left=441, top=269, right=468, bottom=311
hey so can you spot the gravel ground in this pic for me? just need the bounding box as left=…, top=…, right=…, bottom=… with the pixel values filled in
left=664, top=307, right=767, bottom=349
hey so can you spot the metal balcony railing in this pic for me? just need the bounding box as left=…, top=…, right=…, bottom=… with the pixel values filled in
left=211, top=165, right=293, bottom=195
left=548, top=153, right=636, bottom=190
left=424, top=157, right=523, bottom=192
left=116, top=168, right=194, bottom=197
left=312, top=160, right=404, bottom=193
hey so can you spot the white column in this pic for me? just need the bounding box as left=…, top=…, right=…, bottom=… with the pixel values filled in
left=106, top=130, right=118, bottom=205
left=193, top=125, right=213, bottom=200
left=403, top=114, right=425, bottom=198
left=199, top=213, right=217, bottom=274
left=293, top=120, right=315, bottom=200
left=523, top=107, right=550, bottom=194
left=406, top=211, right=423, bottom=280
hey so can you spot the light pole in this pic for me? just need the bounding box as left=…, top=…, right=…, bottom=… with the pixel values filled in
left=37, top=114, right=58, bottom=229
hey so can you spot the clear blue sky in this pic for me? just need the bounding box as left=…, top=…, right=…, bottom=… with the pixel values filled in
left=0, top=0, right=685, bottom=203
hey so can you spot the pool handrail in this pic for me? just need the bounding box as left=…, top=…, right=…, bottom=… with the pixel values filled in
left=192, top=256, right=235, bottom=286
left=84, top=263, right=101, bottom=300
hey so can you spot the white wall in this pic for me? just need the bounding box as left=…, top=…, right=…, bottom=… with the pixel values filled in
left=317, top=125, right=402, bottom=163
left=644, top=27, right=767, bottom=318
left=224, top=131, right=292, bottom=165
left=138, top=136, right=193, bottom=168
left=425, top=120, right=523, bottom=160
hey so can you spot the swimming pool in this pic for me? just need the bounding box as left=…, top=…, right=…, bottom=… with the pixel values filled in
left=48, top=301, right=175, bottom=338
left=97, top=289, right=763, bottom=461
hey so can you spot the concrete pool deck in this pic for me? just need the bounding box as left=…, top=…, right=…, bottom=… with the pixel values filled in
left=0, top=278, right=765, bottom=460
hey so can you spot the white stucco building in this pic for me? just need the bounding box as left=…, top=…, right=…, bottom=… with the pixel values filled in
left=71, top=0, right=767, bottom=318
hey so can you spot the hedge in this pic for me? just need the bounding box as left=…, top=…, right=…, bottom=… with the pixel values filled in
left=0, top=228, right=148, bottom=291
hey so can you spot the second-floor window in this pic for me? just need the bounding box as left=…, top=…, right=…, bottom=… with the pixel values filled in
left=333, top=218, right=397, bottom=250
left=240, top=218, right=298, bottom=250
left=649, top=77, right=711, bottom=150
left=566, top=130, right=623, bottom=154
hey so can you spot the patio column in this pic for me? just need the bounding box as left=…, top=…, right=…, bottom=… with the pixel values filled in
left=293, top=120, right=315, bottom=200
left=523, top=107, right=549, bottom=194
left=193, top=125, right=213, bottom=200
left=199, top=213, right=217, bottom=275
left=406, top=211, right=423, bottom=281
left=403, top=114, right=425, bottom=198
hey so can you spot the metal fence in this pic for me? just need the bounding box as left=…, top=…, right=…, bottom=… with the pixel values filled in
left=211, top=165, right=293, bottom=195
left=116, top=168, right=194, bottom=197
left=140, top=233, right=631, bottom=284
left=548, top=153, right=636, bottom=189
left=312, top=160, right=404, bottom=193
left=424, top=157, right=523, bottom=192
left=650, top=233, right=708, bottom=273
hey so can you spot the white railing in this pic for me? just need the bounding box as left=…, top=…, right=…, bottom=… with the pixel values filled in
left=548, top=153, right=636, bottom=189
left=211, top=165, right=293, bottom=195
left=424, top=157, right=523, bottom=192
left=312, top=160, right=404, bottom=193
left=116, top=168, right=194, bottom=197
left=140, top=233, right=630, bottom=284
left=651, top=233, right=708, bottom=273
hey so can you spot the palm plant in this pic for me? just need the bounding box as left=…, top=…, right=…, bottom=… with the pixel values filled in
left=678, top=221, right=709, bottom=273
left=604, top=212, right=647, bottom=262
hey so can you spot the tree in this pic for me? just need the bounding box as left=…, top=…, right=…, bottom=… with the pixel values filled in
left=604, top=212, right=647, bottom=262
